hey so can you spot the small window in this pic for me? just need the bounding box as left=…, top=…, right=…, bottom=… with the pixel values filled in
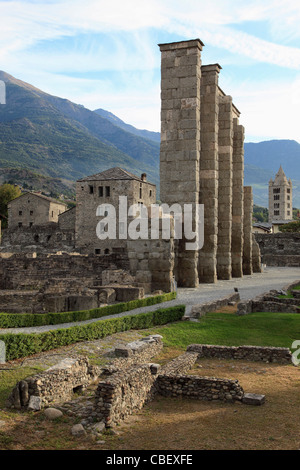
left=287, top=211, right=290, bottom=216
left=150, top=190, right=152, bottom=197
left=105, top=186, right=110, bottom=197
left=104, top=248, right=110, bottom=255
left=19, top=210, right=22, bottom=216
left=18, top=222, right=22, bottom=227
left=287, top=196, right=290, bottom=200
left=51, top=211, right=54, bottom=217
left=274, top=210, right=280, bottom=216
left=89, top=185, right=94, bottom=194
left=30, top=210, right=33, bottom=216
left=95, top=249, right=101, bottom=255
left=98, top=186, right=103, bottom=197
left=29, top=222, right=33, bottom=227
left=287, top=189, right=290, bottom=194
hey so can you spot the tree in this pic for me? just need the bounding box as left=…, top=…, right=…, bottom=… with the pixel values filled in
left=0, top=184, right=22, bottom=227
left=279, top=221, right=300, bottom=232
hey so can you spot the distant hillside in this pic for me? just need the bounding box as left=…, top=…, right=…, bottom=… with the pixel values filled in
left=0, top=71, right=159, bottom=186
left=0, top=70, right=299, bottom=208
left=0, top=168, right=75, bottom=199
left=94, top=108, right=161, bottom=144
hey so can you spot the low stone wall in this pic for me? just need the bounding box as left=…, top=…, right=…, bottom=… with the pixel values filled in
left=190, top=292, right=240, bottom=318
left=156, top=374, right=244, bottom=402
left=160, top=352, right=198, bottom=375
left=237, top=280, right=300, bottom=316
left=187, top=344, right=293, bottom=364
left=7, top=357, right=99, bottom=410
left=156, top=351, right=244, bottom=403
left=95, top=363, right=159, bottom=427
left=114, top=335, right=163, bottom=360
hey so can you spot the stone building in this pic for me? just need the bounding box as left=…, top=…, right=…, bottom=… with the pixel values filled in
left=268, top=166, right=292, bottom=223
left=75, top=167, right=156, bottom=254
left=7, top=192, right=67, bottom=229
left=159, top=39, right=260, bottom=287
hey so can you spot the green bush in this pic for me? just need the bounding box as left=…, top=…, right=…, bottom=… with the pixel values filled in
left=0, top=292, right=177, bottom=328
left=0, top=305, right=185, bottom=360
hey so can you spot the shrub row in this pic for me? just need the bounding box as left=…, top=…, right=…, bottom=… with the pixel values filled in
left=0, top=292, right=177, bottom=328
left=0, top=305, right=185, bottom=361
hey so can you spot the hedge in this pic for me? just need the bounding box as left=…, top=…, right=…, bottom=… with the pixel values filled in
left=0, top=305, right=185, bottom=361
left=0, top=291, right=177, bottom=329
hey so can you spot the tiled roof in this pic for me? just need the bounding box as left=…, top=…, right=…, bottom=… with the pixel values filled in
left=77, top=167, right=154, bottom=185
left=9, top=192, right=67, bottom=206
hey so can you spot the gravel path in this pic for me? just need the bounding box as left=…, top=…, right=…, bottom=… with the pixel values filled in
left=1, top=267, right=299, bottom=335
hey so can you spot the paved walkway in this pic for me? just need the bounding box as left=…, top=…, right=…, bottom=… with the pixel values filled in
left=1, top=267, right=299, bottom=335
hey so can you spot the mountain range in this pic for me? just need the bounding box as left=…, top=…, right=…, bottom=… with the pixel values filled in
left=0, top=70, right=299, bottom=207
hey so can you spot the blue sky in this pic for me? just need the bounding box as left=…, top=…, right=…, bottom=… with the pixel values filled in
left=0, top=0, right=300, bottom=142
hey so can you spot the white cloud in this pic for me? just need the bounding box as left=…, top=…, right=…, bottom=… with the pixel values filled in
left=0, top=0, right=300, bottom=138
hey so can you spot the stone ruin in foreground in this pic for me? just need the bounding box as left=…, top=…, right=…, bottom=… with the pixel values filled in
left=8, top=334, right=294, bottom=430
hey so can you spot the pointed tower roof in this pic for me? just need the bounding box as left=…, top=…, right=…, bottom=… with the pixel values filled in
left=274, top=165, right=288, bottom=185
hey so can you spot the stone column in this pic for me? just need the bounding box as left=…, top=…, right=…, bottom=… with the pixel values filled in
left=159, top=39, right=203, bottom=287
left=252, top=233, right=262, bottom=273
left=231, top=117, right=245, bottom=277
left=198, top=64, right=220, bottom=283
left=243, top=186, right=253, bottom=275
left=217, top=94, right=233, bottom=280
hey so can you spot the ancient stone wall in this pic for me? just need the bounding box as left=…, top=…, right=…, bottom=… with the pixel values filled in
left=0, top=252, right=130, bottom=290
left=255, top=232, right=300, bottom=267
left=58, top=206, right=76, bottom=231
left=156, top=373, right=244, bottom=402
left=7, top=357, right=99, bottom=410
left=187, top=344, right=293, bottom=364
left=189, top=292, right=240, bottom=318
left=127, top=217, right=175, bottom=293
left=96, top=364, right=158, bottom=428
left=1, top=224, right=75, bottom=252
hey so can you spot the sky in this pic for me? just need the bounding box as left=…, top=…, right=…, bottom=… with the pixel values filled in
left=0, top=0, right=300, bottom=142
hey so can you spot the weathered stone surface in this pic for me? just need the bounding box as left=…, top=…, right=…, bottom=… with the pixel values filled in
left=71, top=424, right=86, bottom=436
left=187, top=344, right=293, bottom=364
left=7, top=357, right=100, bottom=410
left=242, top=393, right=265, bottom=406
left=44, top=408, right=63, bottom=419
left=189, top=292, right=240, bottom=318
left=255, top=233, right=300, bottom=267
left=28, top=396, right=42, bottom=411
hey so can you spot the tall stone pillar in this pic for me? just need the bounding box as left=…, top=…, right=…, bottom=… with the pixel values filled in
left=159, top=39, right=203, bottom=287
left=217, top=94, right=233, bottom=280
left=231, top=117, right=245, bottom=277
left=198, top=64, right=220, bottom=283
left=252, top=233, right=262, bottom=273
left=243, top=186, right=253, bottom=275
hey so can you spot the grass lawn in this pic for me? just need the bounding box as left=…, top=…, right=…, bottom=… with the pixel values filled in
left=143, top=311, right=300, bottom=350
